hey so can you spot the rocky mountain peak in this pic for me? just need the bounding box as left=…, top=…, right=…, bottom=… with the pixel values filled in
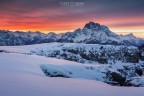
left=0, top=22, right=144, bottom=46
left=125, top=33, right=135, bottom=38
left=126, top=33, right=135, bottom=37
left=84, top=21, right=101, bottom=30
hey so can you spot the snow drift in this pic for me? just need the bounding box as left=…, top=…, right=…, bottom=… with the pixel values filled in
left=0, top=53, right=144, bottom=96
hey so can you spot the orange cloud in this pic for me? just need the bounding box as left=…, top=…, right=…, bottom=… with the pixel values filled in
left=0, top=0, right=144, bottom=38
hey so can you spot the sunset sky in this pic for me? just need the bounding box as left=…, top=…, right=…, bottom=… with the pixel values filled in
left=0, top=0, right=144, bottom=38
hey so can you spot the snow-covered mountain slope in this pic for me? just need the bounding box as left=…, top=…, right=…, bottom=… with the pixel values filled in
left=0, top=43, right=143, bottom=64
left=0, top=21, right=144, bottom=46
left=1, top=53, right=144, bottom=96
left=0, top=43, right=144, bottom=87
left=58, top=21, right=143, bottom=46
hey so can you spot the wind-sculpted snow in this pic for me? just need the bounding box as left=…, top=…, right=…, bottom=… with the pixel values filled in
left=0, top=43, right=144, bottom=87
left=40, top=64, right=106, bottom=81
left=1, top=53, right=144, bottom=96
left=40, top=62, right=144, bottom=87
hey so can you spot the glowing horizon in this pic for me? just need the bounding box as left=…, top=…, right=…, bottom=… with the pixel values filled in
left=0, top=0, right=144, bottom=38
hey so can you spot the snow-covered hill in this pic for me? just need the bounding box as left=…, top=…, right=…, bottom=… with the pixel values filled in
left=0, top=43, right=143, bottom=64
left=0, top=21, right=144, bottom=46
left=0, top=43, right=144, bottom=87
left=1, top=53, right=144, bottom=96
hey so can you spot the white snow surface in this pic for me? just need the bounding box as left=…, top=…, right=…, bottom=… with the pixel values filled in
left=0, top=42, right=138, bottom=64
left=142, top=52, right=144, bottom=56
left=0, top=42, right=137, bottom=54
left=0, top=52, right=144, bottom=96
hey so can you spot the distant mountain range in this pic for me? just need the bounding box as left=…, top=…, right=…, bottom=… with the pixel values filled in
left=0, top=21, right=144, bottom=46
